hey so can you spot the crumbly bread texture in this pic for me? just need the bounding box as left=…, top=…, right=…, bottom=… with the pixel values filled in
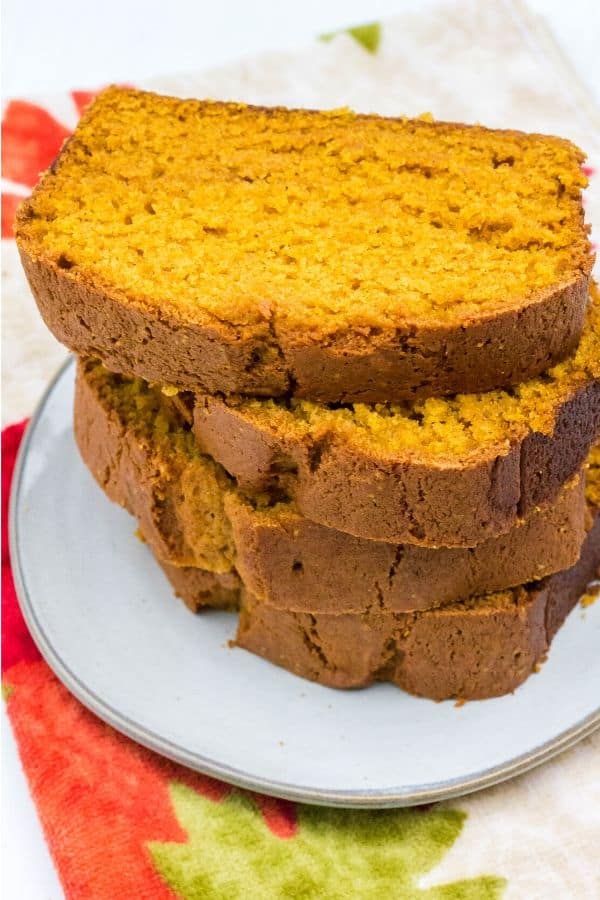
left=159, top=514, right=600, bottom=700
left=17, top=87, right=593, bottom=403
left=194, top=292, right=600, bottom=546
left=74, top=359, right=235, bottom=572
left=75, top=357, right=594, bottom=613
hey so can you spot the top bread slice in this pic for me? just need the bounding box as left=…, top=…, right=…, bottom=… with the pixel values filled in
left=16, top=86, right=592, bottom=403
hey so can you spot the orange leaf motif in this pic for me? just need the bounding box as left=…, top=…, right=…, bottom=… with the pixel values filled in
left=72, top=90, right=99, bottom=117
left=1, top=192, right=23, bottom=239
left=1, top=100, right=71, bottom=187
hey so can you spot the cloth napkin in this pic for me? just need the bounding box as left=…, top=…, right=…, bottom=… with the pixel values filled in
left=2, top=1, right=599, bottom=897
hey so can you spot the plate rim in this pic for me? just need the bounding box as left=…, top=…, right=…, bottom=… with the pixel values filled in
left=9, top=356, right=600, bottom=809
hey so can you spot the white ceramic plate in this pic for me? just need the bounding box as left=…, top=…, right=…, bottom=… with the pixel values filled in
left=10, top=359, right=600, bottom=808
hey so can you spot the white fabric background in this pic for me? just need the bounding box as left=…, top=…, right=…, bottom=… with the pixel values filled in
left=2, top=1, right=600, bottom=897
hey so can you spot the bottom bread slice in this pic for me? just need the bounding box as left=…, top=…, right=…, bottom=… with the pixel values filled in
left=157, top=514, right=600, bottom=701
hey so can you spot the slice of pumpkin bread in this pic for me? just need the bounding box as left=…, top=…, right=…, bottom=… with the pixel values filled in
left=194, top=291, right=600, bottom=546
left=154, top=511, right=600, bottom=701
left=235, top=512, right=600, bottom=700
left=17, top=86, right=592, bottom=403
left=75, top=357, right=594, bottom=613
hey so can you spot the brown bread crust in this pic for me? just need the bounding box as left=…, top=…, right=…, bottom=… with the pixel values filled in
left=158, top=561, right=240, bottom=613
left=228, top=486, right=587, bottom=613
left=74, top=359, right=591, bottom=612
left=235, top=514, right=600, bottom=701
left=193, top=381, right=600, bottom=546
left=18, top=247, right=590, bottom=405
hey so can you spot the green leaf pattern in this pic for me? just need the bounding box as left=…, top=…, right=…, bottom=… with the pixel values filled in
left=149, top=785, right=505, bottom=899
left=320, top=22, right=382, bottom=55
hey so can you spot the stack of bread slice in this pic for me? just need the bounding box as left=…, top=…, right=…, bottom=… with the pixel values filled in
left=16, top=87, right=600, bottom=700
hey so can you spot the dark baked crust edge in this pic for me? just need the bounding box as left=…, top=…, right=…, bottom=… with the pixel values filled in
left=194, top=379, right=600, bottom=546
left=17, top=241, right=590, bottom=403
left=235, top=512, right=600, bottom=700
